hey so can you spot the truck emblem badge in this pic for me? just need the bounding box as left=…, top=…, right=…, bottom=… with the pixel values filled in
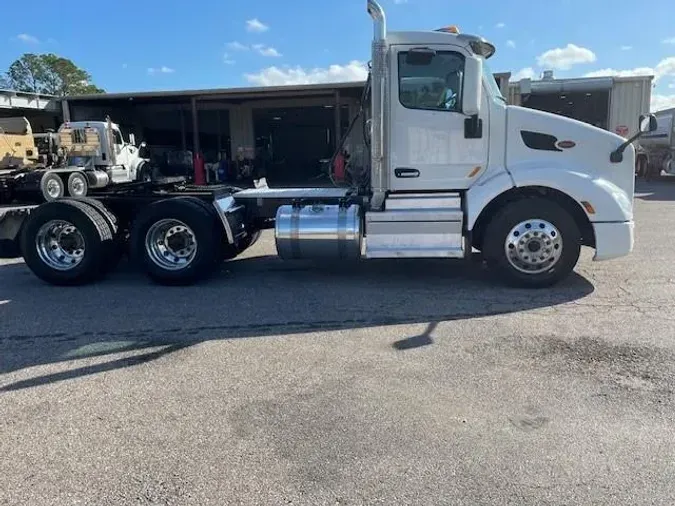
left=556, top=140, right=576, bottom=149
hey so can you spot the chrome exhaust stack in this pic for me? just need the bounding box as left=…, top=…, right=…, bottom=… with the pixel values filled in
left=367, top=0, right=387, bottom=211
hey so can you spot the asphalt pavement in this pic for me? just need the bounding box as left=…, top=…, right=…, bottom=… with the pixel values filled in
left=1, top=180, right=674, bottom=505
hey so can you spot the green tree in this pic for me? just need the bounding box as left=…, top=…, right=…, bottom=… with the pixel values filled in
left=2, top=53, right=104, bottom=96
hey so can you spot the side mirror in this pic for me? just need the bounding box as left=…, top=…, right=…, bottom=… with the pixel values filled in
left=405, top=48, right=436, bottom=66
left=610, top=113, right=659, bottom=163
left=129, top=133, right=136, bottom=146
left=462, top=56, right=483, bottom=116
left=639, top=114, right=657, bottom=133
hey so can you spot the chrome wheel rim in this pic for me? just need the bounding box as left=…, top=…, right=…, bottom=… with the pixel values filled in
left=145, top=219, right=198, bottom=271
left=36, top=220, right=86, bottom=270
left=46, top=178, right=62, bottom=199
left=505, top=219, right=563, bottom=274
left=70, top=175, right=86, bottom=196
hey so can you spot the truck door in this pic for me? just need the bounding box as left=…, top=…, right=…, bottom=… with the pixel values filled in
left=110, top=128, right=131, bottom=183
left=389, top=46, right=488, bottom=191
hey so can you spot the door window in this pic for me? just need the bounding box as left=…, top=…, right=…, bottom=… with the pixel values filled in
left=398, top=51, right=465, bottom=112
left=112, top=129, right=124, bottom=155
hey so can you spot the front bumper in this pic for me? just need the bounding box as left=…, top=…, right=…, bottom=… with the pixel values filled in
left=592, top=221, right=634, bottom=261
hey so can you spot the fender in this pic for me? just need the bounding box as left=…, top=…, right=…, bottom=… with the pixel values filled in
left=507, top=162, right=632, bottom=223
left=465, top=169, right=515, bottom=230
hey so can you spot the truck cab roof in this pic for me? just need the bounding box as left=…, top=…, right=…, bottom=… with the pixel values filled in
left=386, top=31, right=495, bottom=58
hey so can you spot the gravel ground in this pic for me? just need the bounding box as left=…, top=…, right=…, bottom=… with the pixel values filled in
left=1, top=180, right=674, bottom=505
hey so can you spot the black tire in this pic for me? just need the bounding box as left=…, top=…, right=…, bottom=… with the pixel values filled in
left=62, top=197, right=118, bottom=230
left=67, top=172, right=89, bottom=197
left=136, top=162, right=160, bottom=183
left=40, top=172, right=65, bottom=201
left=171, top=196, right=225, bottom=261
left=483, top=197, right=581, bottom=288
left=130, top=197, right=223, bottom=285
left=20, top=200, right=115, bottom=285
left=62, top=197, right=122, bottom=272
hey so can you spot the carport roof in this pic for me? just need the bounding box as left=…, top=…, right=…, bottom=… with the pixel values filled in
left=65, top=81, right=367, bottom=102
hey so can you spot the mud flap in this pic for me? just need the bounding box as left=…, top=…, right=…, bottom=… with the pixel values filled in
left=0, top=207, right=32, bottom=258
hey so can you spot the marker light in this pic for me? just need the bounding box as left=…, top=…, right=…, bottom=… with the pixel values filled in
left=436, top=26, right=460, bottom=34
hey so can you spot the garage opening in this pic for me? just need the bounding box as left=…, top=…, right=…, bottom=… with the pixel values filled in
left=522, top=91, right=610, bottom=130
left=253, top=105, right=349, bottom=186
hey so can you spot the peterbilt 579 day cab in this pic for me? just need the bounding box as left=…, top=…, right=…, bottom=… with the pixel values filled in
left=0, top=0, right=656, bottom=288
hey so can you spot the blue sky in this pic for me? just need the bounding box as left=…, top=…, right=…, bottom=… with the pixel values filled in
left=3, top=0, right=675, bottom=109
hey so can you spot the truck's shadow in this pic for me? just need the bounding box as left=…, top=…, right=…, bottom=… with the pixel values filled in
left=635, top=179, right=675, bottom=201
left=0, top=253, right=594, bottom=391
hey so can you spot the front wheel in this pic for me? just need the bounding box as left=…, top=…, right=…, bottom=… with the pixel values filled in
left=483, top=198, right=581, bottom=288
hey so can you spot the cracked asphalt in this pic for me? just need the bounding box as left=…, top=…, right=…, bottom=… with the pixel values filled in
left=1, top=180, right=674, bottom=505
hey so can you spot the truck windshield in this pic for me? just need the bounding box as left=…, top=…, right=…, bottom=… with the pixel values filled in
left=483, top=60, right=506, bottom=102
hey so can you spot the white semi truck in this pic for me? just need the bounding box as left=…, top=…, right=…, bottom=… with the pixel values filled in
left=39, top=117, right=152, bottom=200
left=0, top=0, right=656, bottom=288
left=639, top=107, right=675, bottom=177
left=0, top=117, right=153, bottom=205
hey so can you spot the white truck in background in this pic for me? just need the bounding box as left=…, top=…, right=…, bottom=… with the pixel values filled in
left=39, top=117, right=153, bottom=200
left=639, top=108, right=675, bottom=177
left=0, top=0, right=657, bottom=288
left=0, top=117, right=153, bottom=204
left=510, top=74, right=653, bottom=177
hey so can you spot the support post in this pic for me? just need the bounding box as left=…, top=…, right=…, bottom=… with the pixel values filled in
left=191, top=97, right=205, bottom=185
left=61, top=99, right=71, bottom=122
left=180, top=108, right=186, bottom=151
left=334, top=90, right=341, bottom=151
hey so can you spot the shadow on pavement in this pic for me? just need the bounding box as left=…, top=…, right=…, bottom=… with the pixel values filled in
left=0, top=253, right=595, bottom=391
left=635, top=179, right=675, bottom=201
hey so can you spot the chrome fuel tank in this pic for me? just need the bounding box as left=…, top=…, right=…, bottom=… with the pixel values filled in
left=275, top=203, right=362, bottom=260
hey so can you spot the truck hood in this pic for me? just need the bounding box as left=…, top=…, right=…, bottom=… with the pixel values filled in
left=506, top=105, right=635, bottom=214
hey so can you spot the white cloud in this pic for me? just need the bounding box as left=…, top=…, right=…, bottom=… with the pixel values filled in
left=147, top=66, right=174, bottom=75
left=655, top=57, right=675, bottom=79
left=582, top=57, right=675, bottom=82
left=16, top=33, right=39, bottom=44
left=662, top=37, right=675, bottom=44
left=252, top=44, right=282, bottom=57
left=244, top=60, right=368, bottom=86
left=246, top=18, right=269, bottom=32
left=620, top=45, right=632, bottom=51
left=537, top=43, right=596, bottom=70
left=496, top=22, right=506, bottom=28
left=506, top=40, right=516, bottom=48
left=669, top=82, right=675, bottom=89
left=512, top=67, right=536, bottom=80
left=227, top=41, right=249, bottom=51
left=651, top=94, right=675, bottom=111
left=223, top=53, right=236, bottom=65
left=584, top=67, right=654, bottom=78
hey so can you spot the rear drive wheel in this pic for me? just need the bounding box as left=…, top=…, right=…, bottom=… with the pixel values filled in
left=20, top=200, right=115, bottom=285
left=483, top=197, right=581, bottom=288
left=131, top=197, right=223, bottom=285
left=67, top=172, right=89, bottom=197
left=40, top=172, right=65, bottom=201
left=62, top=197, right=122, bottom=272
